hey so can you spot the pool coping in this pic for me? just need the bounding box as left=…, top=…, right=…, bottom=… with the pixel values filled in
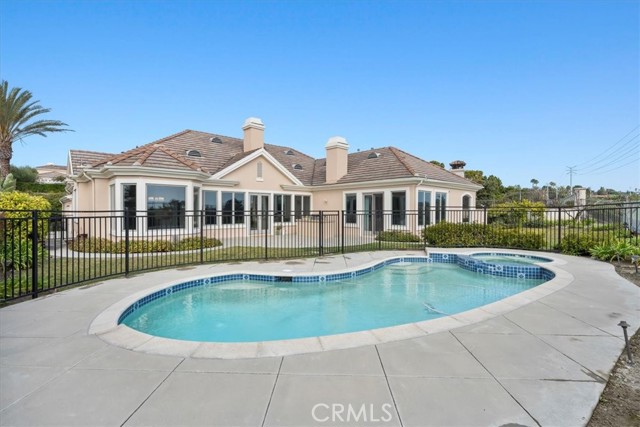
left=88, top=251, right=574, bottom=359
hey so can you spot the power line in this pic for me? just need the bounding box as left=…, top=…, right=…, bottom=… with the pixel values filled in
left=577, top=142, right=639, bottom=174
left=584, top=156, right=639, bottom=176
left=574, top=125, right=640, bottom=168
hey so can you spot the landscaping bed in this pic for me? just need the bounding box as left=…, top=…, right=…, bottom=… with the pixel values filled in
left=588, top=262, right=640, bottom=427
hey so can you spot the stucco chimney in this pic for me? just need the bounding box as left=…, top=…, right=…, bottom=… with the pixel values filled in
left=449, top=160, right=466, bottom=177
left=243, top=117, right=265, bottom=152
left=325, top=136, right=349, bottom=183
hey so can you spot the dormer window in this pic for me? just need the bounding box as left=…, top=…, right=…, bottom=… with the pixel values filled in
left=367, top=152, right=380, bottom=159
left=210, top=137, right=222, bottom=143
left=293, top=164, right=303, bottom=170
left=186, top=150, right=202, bottom=157
left=284, top=149, right=294, bottom=155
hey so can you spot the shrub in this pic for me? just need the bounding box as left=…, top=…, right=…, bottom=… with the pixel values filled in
left=0, top=238, right=47, bottom=270
left=488, top=200, right=545, bottom=226
left=375, top=230, right=421, bottom=243
left=556, top=233, right=596, bottom=256
left=422, top=222, right=544, bottom=250
left=590, top=239, right=640, bottom=262
left=68, top=237, right=114, bottom=253
left=0, top=191, right=52, bottom=241
left=174, top=237, right=223, bottom=251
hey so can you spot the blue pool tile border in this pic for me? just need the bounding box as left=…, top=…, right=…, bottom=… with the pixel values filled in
left=118, top=253, right=556, bottom=324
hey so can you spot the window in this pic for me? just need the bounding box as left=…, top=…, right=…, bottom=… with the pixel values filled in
left=257, top=161, right=263, bottom=180
left=292, top=164, right=303, bottom=170
left=418, top=191, right=432, bottom=226
left=147, top=185, right=186, bottom=229
left=462, top=195, right=471, bottom=223
left=284, top=149, right=294, bottom=155
left=345, top=194, right=357, bottom=224
left=186, top=150, right=201, bottom=157
left=203, top=191, right=218, bottom=225
left=222, top=192, right=245, bottom=225
left=294, top=195, right=311, bottom=219
left=275, top=194, right=292, bottom=223
left=392, top=191, right=406, bottom=226
left=123, top=184, right=137, bottom=230
left=193, top=187, right=200, bottom=228
left=435, top=192, right=447, bottom=224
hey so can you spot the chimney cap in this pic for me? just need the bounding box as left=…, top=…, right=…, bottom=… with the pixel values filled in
left=449, top=160, right=466, bottom=170
left=243, top=117, right=264, bottom=130
left=325, top=136, right=349, bottom=149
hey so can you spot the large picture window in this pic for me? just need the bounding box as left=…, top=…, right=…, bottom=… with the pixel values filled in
left=345, top=194, right=357, bottom=224
left=418, top=191, right=432, bottom=226
left=294, top=195, right=310, bottom=219
left=222, top=192, right=245, bottom=225
left=392, top=191, right=406, bottom=226
left=147, top=185, right=186, bottom=229
left=435, top=192, right=447, bottom=224
left=203, top=191, right=218, bottom=225
left=123, top=184, right=137, bottom=230
left=275, top=194, right=292, bottom=223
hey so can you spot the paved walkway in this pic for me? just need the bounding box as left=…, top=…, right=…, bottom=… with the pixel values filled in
left=1, top=250, right=638, bottom=427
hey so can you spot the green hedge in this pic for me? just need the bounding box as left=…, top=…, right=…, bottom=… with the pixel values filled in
left=16, top=182, right=65, bottom=193
left=68, top=237, right=223, bottom=254
left=375, top=230, right=421, bottom=243
left=555, top=233, right=596, bottom=256
left=422, top=222, right=544, bottom=250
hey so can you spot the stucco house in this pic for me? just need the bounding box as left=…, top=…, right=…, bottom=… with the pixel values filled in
left=65, top=117, right=482, bottom=239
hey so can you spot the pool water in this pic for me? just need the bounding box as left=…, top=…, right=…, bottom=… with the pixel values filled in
left=122, top=263, right=544, bottom=342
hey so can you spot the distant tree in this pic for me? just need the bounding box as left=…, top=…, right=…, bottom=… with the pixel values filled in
left=464, top=170, right=484, bottom=185
left=530, top=178, right=539, bottom=189
left=477, top=175, right=505, bottom=206
left=429, top=160, right=445, bottom=168
left=0, top=80, right=72, bottom=179
left=9, top=165, right=38, bottom=183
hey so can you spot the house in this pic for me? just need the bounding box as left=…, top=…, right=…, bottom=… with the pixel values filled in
left=65, top=117, right=482, bottom=239
left=35, top=163, right=67, bottom=183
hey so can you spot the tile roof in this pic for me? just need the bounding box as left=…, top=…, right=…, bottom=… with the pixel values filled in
left=69, top=129, right=479, bottom=188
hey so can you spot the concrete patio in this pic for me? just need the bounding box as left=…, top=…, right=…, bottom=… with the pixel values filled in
left=1, top=250, right=638, bottom=427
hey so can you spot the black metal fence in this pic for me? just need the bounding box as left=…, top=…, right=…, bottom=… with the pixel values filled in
left=1, top=203, right=638, bottom=302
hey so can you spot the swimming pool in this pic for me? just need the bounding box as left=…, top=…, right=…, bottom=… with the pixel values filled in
left=120, top=255, right=554, bottom=342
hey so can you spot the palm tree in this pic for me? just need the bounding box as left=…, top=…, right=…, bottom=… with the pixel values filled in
left=530, top=178, right=539, bottom=189
left=0, top=81, right=72, bottom=178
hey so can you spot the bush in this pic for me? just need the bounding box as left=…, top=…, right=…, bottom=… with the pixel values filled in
left=0, top=191, right=52, bottom=240
left=556, top=233, right=596, bottom=256
left=68, top=236, right=223, bottom=253
left=488, top=200, right=546, bottom=226
left=375, top=230, right=421, bottom=243
left=0, top=238, right=47, bottom=270
left=174, top=237, right=223, bottom=251
left=422, top=222, right=544, bottom=250
left=590, top=239, right=640, bottom=262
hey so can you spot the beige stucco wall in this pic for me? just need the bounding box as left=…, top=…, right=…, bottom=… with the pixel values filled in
left=221, top=156, right=298, bottom=192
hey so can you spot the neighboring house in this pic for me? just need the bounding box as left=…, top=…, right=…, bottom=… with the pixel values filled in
left=35, top=163, right=67, bottom=183
left=66, top=117, right=482, bottom=239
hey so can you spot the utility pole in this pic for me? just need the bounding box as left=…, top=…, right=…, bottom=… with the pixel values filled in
left=566, top=166, right=577, bottom=194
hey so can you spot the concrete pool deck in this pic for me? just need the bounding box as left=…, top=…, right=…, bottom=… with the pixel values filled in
left=1, top=249, right=639, bottom=426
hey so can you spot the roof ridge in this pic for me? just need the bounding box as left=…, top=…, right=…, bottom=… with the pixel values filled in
left=94, top=145, right=150, bottom=167
left=391, top=146, right=479, bottom=185
left=388, top=147, right=417, bottom=176
left=136, top=145, right=158, bottom=165
left=156, top=145, right=206, bottom=172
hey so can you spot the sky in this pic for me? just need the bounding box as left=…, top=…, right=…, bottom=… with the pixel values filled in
left=1, top=0, right=638, bottom=192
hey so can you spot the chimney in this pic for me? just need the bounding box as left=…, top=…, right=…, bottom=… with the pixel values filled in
left=325, top=136, right=349, bottom=183
left=449, top=160, right=466, bottom=177
left=242, top=117, right=265, bottom=152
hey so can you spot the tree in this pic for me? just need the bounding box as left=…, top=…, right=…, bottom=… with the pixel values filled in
left=0, top=81, right=72, bottom=179
left=463, top=170, right=484, bottom=185
left=429, top=160, right=445, bottom=168
left=9, top=165, right=38, bottom=183
left=530, top=178, right=539, bottom=188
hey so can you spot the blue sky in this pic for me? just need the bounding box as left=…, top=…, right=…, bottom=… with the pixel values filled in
left=1, top=0, right=638, bottom=191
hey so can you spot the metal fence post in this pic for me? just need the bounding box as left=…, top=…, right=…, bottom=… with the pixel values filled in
left=200, top=210, right=204, bottom=264
left=31, top=210, right=38, bottom=299
left=341, top=210, right=345, bottom=254
left=483, top=205, right=488, bottom=246
left=124, top=213, right=130, bottom=277
left=557, top=207, right=562, bottom=250
left=319, top=211, right=324, bottom=257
